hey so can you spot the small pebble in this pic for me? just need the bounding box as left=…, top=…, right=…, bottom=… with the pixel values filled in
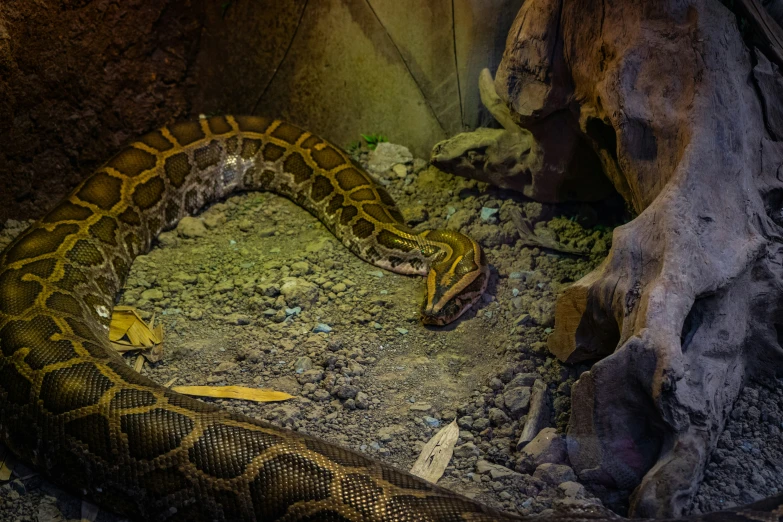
left=294, top=356, right=313, bottom=373
left=423, top=416, right=440, bottom=428
left=480, top=207, right=499, bottom=222
left=392, top=163, right=408, bottom=178
left=141, top=288, right=164, bottom=301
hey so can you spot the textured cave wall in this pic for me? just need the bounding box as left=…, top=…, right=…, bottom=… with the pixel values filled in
left=190, top=0, right=523, bottom=158
left=0, top=0, right=204, bottom=223
left=0, top=0, right=519, bottom=223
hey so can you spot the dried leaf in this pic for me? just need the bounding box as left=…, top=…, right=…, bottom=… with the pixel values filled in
left=110, top=341, right=139, bottom=353
left=110, top=306, right=163, bottom=347
left=110, top=307, right=164, bottom=363
left=164, top=377, right=178, bottom=388
left=172, top=385, right=294, bottom=403
left=410, top=420, right=459, bottom=483
left=108, top=310, right=138, bottom=342
left=0, top=443, right=15, bottom=482
left=134, top=355, right=145, bottom=373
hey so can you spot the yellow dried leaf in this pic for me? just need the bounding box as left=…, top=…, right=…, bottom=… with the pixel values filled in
left=153, top=324, right=163, bottom=343
left=108, top=311, right=137, bottom=342
left=172, top=386, right=294, bottom=403
left=410, top=420, right=459, bottom=483
left=134, top=355, right=145, bottom=372
left=110, top=307, right=162, bottom=347
left=110, top=306, right=164, bottom=365
left=109, top=341, right=138, bottom=353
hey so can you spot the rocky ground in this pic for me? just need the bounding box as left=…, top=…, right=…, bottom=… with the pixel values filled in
left=0, top=141, right=777, bottom=521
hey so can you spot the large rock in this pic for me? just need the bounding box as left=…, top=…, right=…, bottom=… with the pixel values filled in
left=503, top=386, right=531, bottom=419
left=280, top=277, right=320, bottom=309
left=516, top=427, right=566, bottom=473
left=176, top=217, right=206, bottom=239
left=533, top=463, right=577, bottom=485
left=476, top=459, right=521, bottom=480
left=368, top=142, right=413, bottom=174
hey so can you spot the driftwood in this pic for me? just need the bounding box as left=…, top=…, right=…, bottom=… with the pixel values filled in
left=494, top=0, right=783, bottom=517
left=430, top=69, right=614, bottom=203
left=516, top=379, right=552, bottom=450
left=735, top=0, right=783, bottom=69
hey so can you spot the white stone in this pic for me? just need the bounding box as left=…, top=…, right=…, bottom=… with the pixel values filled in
left=367, top=142, right=413, bottom=174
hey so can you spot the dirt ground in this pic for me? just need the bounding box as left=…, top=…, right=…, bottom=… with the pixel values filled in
left=0, top=143, right=776, bottom=521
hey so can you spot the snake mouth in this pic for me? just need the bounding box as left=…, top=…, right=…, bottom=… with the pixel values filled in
left=421, top=311, right=447, bottom=326
left=420, top=298, right=470, bottom=326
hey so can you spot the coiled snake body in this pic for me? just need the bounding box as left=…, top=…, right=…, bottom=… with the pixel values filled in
left=3, top=115, right=780, bottom=522
left=0, top=115, right=517, bottom=521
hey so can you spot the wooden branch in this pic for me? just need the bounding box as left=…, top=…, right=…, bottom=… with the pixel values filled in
left=478, top=68, right=524, bottom=133
left=735, top=0, right=783, bottom=70
left=509, top=207, right=590, bottom=256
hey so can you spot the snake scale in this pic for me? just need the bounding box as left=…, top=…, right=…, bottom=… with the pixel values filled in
left=1, top=115, right=782, bottom=522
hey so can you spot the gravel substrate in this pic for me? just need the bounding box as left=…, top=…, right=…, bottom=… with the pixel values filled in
left=2, top=140, right=767, bottom=521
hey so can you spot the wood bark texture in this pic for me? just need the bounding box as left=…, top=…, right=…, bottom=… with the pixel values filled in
left=495, top=0, right=783, bottom=517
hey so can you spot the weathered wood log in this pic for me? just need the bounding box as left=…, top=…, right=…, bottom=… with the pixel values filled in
left=430, top=67, right=614, bottom=202
left=495, top=0, right=783, bottom=517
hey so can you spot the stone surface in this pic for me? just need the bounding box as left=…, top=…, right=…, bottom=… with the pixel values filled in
left=193, top=0, right=523, bottom=157
left=517, top=427, right=566, bottom=473
left=280, top=278, right=319, bottom=309
left=141, top=288, right=164, bottom=301
left=476, top=460, right=520, bottom=480
left=368, top=142, right=413, bottom=174
left=0, top=1, right=200, bottom=224
left=176, top=217, right=206, bottom=239
left=503, top=386, right=531, bottom=419
left=533, top=463, right=577, bottom=485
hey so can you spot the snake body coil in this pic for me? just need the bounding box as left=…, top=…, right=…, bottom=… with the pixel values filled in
left=4, top=115, right=782, bottom=521
left=0, top=115, right=520, bottom=521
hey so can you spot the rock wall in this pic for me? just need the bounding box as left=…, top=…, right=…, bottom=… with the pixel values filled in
left=0, top=0, right=203, bottom=223
left=191, top=0, right=523, bottom=158
left=0, top=0, right=520, bottom=222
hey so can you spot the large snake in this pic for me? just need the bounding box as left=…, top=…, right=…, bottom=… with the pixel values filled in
left=0, top=114, right=514, bottom=521
left=1, top=115, right=781, bottom=522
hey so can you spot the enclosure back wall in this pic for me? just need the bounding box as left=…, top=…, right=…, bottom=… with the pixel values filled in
left=0, top=0, right=522, bottom=224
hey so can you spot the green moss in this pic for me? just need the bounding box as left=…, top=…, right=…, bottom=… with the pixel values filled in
left=360, top=133, right=387, bottom=150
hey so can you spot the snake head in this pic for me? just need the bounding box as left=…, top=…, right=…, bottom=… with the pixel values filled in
left=421, top=233, right=489, bottom=326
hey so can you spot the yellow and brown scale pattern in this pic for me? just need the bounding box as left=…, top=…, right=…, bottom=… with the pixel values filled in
left=0, top=116, right=508, bottom=521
